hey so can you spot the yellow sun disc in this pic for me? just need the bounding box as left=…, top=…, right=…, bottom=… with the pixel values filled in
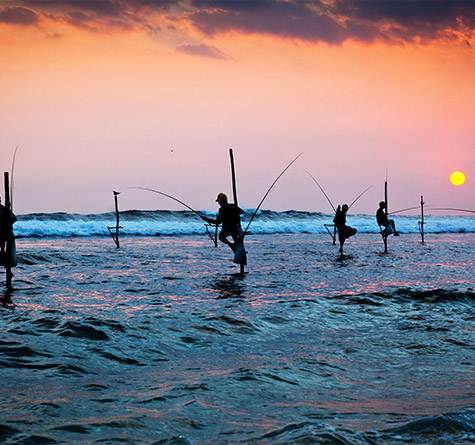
left=450, top=171, right=466, bottom=186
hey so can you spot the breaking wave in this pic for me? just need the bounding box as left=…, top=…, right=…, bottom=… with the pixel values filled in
left=14, top=210, right=475, bottom=238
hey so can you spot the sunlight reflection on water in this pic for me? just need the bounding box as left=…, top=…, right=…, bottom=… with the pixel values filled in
left=1, top=233, right=474, bottom=444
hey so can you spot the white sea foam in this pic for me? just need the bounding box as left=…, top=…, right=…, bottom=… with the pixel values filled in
left=13, top=210, right=475, bottom=237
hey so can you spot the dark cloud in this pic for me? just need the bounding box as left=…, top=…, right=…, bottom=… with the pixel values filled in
left=175, top=42, right=228, bottom=59
left=21, top=0, right=121, bottom=16
left=2, top=0, right=474, bottom=45
left=336, top=0, right=474, bottom=25
left=190, top=0, right=277, bottom=12
left=189, top=1, right=347, bottom=44
left=17, top=0, right=167, bottom=31
left=187, top=0, right=475, bottom=45
left=334, top=0, right=475, bottom=43
left=62, top=10, right=104, bottom=31
left=128, top=0, right=180, bottom=10
left=21, top=0, right=177, bottom=15
left=12, top=0, right=173, bottom=30
left=0, top=6, right=39, bottom=25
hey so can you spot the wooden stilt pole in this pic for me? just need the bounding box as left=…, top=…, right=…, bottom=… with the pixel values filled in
left=4, top=172, right=13, bottom=288
left=323, top=224, right=336, bottom=244
left=384, top=181, right=388, bottom=253
left=114, top=192, right=120, bottom=248
left=107, top=191, right=122, bottom=248
left=421, top=195, right=425, bottom=244
left=229, top=149, right=245, bottom=276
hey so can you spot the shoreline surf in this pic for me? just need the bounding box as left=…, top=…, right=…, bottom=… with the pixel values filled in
left=12, top=210, right=475, bottom=238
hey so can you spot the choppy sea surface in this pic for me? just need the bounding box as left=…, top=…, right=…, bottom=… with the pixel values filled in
left=1, top=211, right=474, bottom=444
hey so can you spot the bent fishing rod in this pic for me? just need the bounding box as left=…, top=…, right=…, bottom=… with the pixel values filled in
left=130, top=187, right=220, bottom=244
left=389, top=205, right=424, bottom=215
left=133, top=153, right=303, bottom=239
left=129, top=187, right=207, bottom=221
left=430, top=207, right=475, bottom=214
left=10, top=146, right=18, bottom=212
left=243, top=152, right=303, bottom=235
left=388, top=204, right=475, bottom=215
left=306, top=171, right=371, bottom=213
left=348, top=185, right=372, bottom=210
left=305, top=171, right=335, bottom=212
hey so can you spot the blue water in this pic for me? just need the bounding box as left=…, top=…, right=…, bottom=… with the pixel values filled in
left=0, top=217, right=474, bottom=443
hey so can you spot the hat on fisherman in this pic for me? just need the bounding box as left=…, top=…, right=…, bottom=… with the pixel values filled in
left=216, top=193, right=227, bottom=203
left=342, top=204, right=349, bottom=211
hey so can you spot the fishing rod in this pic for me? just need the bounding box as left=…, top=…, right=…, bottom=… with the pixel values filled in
left=430, top=207, right=475, bottom=214
left=306, top=171, right=370, bottom=212
left=390, top=205, right=475, bottom=215
left=305, top=171, right=336, bottom=212
left=348, top=185, right=372, bottom=210
left=10, top=146, right=18, bottom=212
left=244, top=152, right=303, bottom=235
left=389, top=205, right=425, bottom=215
left=130, top=187, right=207, bottom=221
left=130, top=186, right=221, bottom=245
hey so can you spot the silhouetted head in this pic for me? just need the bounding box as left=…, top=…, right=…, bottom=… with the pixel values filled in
left=216, top=193, right=228, bottom=206
left=379, top=201, right=386, bottom=209
left=342, top=204, right=348, bottom=212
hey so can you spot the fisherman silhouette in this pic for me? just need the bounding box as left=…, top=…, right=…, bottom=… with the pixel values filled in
left=333, top=204, right=357, bottom=254
left=376, top=201, right=399, bottom=237
left=204, top=193, right=244, bottom=252
left=0, top=196, right=17, bottom=263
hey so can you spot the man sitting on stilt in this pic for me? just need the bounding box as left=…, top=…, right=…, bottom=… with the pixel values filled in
left=376, top=201, right=399, bottom=237
left=333, top=204, right=357, bottom=255
left=0, top=196, right=17, bottom=265
left=204, top=193, right=244, bottom=252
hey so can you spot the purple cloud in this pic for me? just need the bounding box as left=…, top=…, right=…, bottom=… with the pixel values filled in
left=187, top=0, right=475, bottom=45
left=175, top=43, right=227, bottom=59
left=4, top=0, right=474, bottom=45
left=189, top=4, right=347, bottom=44
left=21, top=0, right=121, bottom=16
left=0, top=6, right=39, bottom=25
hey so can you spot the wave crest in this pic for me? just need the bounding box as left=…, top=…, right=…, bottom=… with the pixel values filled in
left=12, top=210, right=475, bottom=238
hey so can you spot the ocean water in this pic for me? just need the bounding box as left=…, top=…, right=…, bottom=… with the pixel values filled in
left=1, top=211, right=474, bottom=444
left=14, top=209, right=475, bottom=237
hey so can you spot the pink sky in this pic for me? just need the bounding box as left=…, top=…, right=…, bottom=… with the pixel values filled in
left=0, top=0, right=474, bottom=215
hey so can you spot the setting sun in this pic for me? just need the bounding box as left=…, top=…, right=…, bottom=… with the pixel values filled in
left=449, top=171, right=466, bottom=186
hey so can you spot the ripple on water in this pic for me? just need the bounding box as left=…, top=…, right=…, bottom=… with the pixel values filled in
left=56, top=321, right=110, bottom=341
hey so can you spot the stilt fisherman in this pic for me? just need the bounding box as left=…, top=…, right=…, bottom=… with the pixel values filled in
left=204, top=193, right=244, bottom=252
left=333, top=204, right=357, bottom=255
left=376, top=201, right=399, bottom=237
left=0, top=196, right=17, bottom=265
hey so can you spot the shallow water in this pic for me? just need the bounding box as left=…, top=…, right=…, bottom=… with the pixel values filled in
left=1, top=233, right=474, bottom=444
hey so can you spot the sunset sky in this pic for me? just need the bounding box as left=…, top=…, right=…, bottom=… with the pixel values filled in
left=1, top=0, right=474, bottom=215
